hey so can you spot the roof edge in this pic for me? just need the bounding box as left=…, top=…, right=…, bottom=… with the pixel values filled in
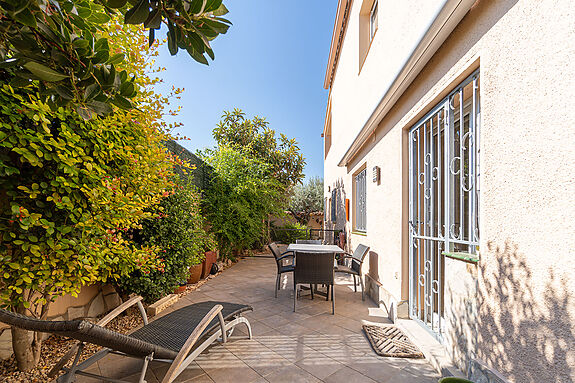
left=323, top=0, right=353, bottom=90
left=338, top=0, right=476, bottom=167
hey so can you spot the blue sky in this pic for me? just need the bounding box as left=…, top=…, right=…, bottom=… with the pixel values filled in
left=154, top=1, right=338, bottom=179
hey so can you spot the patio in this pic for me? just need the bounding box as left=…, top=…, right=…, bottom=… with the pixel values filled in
left=78, top=253, right=439, bottom=383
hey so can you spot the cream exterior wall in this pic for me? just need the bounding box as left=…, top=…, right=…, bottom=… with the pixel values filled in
left=324, top=0, right=575, bottom=381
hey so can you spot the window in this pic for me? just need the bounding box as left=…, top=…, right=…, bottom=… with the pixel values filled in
left=331, top=189, right=337, bottom=222
left=369, top=0, right=378, bottom=41
left=324, top=197, right=328, bottom=222
left=354, top=169, right=367, bottom=231
left=359, top=0, right=378, bottom=71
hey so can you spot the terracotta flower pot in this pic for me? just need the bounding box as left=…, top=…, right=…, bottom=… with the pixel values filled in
left=201, top=251, right=217, bottom=279
left=187, top=264, right=202, bottom=284
left=174, top=285, right=187, bottom=294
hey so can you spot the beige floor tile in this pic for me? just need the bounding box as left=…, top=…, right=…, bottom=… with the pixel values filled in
left=323, top=366, right=377, bottom=383
left=264, top=365, right=322, bottom=383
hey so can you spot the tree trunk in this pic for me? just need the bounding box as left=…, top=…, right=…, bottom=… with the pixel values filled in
left=11, top=305, right=42, bottom=371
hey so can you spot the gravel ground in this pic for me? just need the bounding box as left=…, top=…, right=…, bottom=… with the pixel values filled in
left=0, top=309, right=144, bottom=383
left=0, top=259, right=237, bottom=382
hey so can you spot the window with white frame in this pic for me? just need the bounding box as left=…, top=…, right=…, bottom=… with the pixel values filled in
left=354, top=169, right=367, bottom=231
left=369, top=0, right=378, bottom=41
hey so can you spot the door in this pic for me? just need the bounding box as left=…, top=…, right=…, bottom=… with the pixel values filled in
left=409, top=72, right=480, bottom=337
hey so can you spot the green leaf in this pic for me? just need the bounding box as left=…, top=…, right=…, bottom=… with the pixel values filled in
left=107, top=53, right=125, bottom=65
left=87, top=101, right=113, bottom=115
left=94, top=38, right=110, bottom=52
left=76, top=6, right=92, bottom=19
left=124, top=0, right=150, bottom=25
left=89, top=12, right=111, bottom=24
left=107, top=0, right=128, bottom=8
left=93, top=49, right=110, bottom=64
left=112, top=95, right=132, bottom=110
left=84, top=83, right=101, bottom=101
left=73, top=38, right=90, bottom=49
left=23, top=61, right=68, bottom=82
left=13, top=8, right=37, bottom=27
left=120, top=81, right=134, bottom=97
left=212, top=4, right=229, bottom=16
left=167, top=23, right=178, bottom=55
left=189, top=0, right=203, bottom=14
left=148, top=28, right=155, bottom=48
left=144, top=8, right=162, bottom=29
left=204, top=0, right=223, bottom=12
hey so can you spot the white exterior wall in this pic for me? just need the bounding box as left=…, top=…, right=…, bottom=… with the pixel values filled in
left=324, top=0, right=575, bottom=381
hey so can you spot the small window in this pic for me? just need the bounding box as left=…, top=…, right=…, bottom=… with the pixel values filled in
left=331, top=189, right=337, bottom=222
left=324, top=197, right=328, bottom=222
left=354, top=169, right=367, bottom=231
left=369, top=0, right=378, bottom=41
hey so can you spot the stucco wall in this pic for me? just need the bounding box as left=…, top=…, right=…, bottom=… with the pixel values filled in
left=324, top=0, right=575, bottom=381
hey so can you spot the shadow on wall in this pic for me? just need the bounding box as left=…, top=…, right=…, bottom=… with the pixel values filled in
left=453, top=241, right=575, bottom=382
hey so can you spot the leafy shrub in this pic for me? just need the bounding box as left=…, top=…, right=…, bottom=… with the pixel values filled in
left=203, top=146, right=285, bottom=258
left=270, top=222, right=309, bottom=244
left=116, top=182, right=216, bottom=303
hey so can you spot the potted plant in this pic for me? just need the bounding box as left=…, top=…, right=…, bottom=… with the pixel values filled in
left=187, top=262, right=203, bottom=284
left=201, top=250, right=218, bottom=279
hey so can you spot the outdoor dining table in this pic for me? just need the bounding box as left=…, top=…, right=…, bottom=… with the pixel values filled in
left=287, top=243, right=343, bottom=298
left=286, top=243, right=343, bottom=253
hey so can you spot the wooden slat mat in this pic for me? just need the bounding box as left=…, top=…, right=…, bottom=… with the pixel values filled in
left=362, top=324, right=424, bottom=358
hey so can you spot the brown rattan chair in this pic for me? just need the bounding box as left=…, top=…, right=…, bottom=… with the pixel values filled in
left=335, top=244, right=370, bottom=300
left=293, top=251, right=336, bottom=314
left=269, top=242, right=295, bottom=298
left=295, top=239, right=322, bottom=244
left=0, top=298, right=252, bottom=383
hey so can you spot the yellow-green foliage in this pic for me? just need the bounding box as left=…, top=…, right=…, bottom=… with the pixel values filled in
left=0, top=84, right=174, bottom=309
left=0, top=19, right=183, bottom=311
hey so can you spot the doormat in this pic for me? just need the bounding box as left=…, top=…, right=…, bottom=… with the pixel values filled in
left=362, top=324, right=424, bottom=358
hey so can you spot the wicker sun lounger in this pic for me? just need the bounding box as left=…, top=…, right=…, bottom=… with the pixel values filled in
left=0, top=297, right=253, bottom=383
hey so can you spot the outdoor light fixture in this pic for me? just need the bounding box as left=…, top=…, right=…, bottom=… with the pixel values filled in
left=372, top=166, right=380, bottom=183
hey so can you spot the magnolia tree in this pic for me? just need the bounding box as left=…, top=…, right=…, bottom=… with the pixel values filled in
left=203, top=110, right=306, bottom=256
left=0, top=1, right=231, bottom=370
left=0, top=0, right=230, bottom=118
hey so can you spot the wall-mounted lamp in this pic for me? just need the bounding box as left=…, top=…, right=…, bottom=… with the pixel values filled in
left=372, top=166, right=380, bottom=184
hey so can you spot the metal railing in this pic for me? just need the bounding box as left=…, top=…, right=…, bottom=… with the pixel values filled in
left=269, top=227, right=343, bottom=245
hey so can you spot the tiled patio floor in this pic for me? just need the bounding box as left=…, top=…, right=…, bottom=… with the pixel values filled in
left=79, top=254, right=439, bottom=382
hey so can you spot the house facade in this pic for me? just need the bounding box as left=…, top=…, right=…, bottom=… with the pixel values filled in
left=322, top=0, right=575, bottom=381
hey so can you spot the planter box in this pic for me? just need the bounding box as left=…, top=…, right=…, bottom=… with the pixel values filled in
left=201, top=251, right=218, bottom=279
left=187, top=264, right=202, bottom=284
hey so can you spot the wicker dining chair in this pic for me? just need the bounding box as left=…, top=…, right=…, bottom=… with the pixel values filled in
left=0, top=298, right=252, bottom=383
left=295, top=239, right=322, bottom=244
left=335, top=244, right=370, bottom=300
left=294, top=251, right=336, bottom=314
left=268, top=242, right=295, bottom=298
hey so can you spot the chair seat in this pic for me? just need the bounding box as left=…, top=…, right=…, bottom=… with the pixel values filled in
left=278, top=264, right=295, bottom=274
left=335, top=264, right=359, bottom=275
left=130, top=301, right=252, bottom=356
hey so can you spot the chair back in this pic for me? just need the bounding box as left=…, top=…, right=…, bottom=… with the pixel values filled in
left=268, top=242, right=281, bottom=260
left=294, top=252, right=335, bottom=285
left=350, top=244, right=370, bottom=272
left=295, top=239, right=322, bottom=245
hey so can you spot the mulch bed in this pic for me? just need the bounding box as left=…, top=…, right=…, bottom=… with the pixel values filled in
left=0, top=259, right=236, bottom=382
